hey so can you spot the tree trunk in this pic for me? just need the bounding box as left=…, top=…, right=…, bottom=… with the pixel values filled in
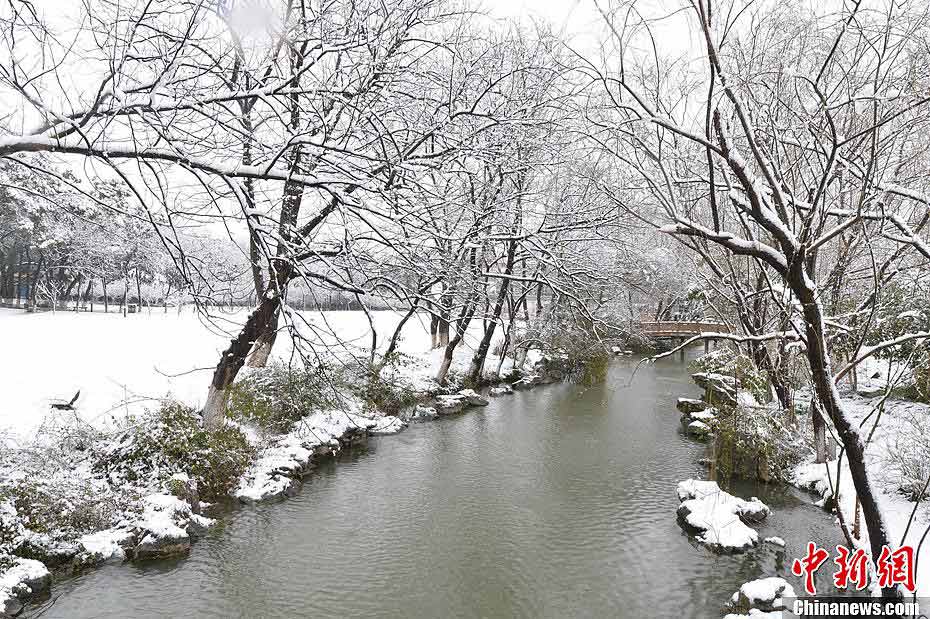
left=29, top=252, right=43, bottom=310
left=436, top=306, right=474, bottom=385
left=81, top=278, right=92, bottom=311
left=382, top=300, right=419, bottom=363
left=467, top=243, right=517, bottom=384
left=430, top=310, right=440, bottom=349
left=246, top=309, right=279, bottom=368
left=203, top=295, right=281, bottom=428
left=242, top=41, right=305, bottom=369
left=435, top=334, right=460, bottom=385
left=797, top=282, right=897, bottom=599
left=136, top=270, right=143, bottom=310
left=122, top=275, right=128, bottom=317
left=812, top=400, right=828, bottom=464
left=438, top=299, right=450, bottom=348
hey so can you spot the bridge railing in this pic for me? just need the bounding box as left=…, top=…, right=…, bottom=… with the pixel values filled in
left=638, top=321, right=730, bottom=335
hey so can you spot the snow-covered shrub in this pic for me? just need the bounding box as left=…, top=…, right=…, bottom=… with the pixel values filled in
left=228, top=364, right=341, bottom=433
left=881, top=408, right=930, bottom=501
left=713, top=406, right=806, bottom=483
left=855, top=282, right=930, bottom=402
left=356, top=359, right=422, bottom=413
left=0, top=500, right=22, bottom=571
left=691, top=348, right=769, bottom=404
left=0, top=465, right=133, bottom=565
left=517, top=307, right=614, bottom=384
left=914, top=358, right=930, bottom=403
left=96, top=402, right=254, bottom=501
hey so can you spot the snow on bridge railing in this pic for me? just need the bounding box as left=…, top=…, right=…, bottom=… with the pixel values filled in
left=638, top=321, right=730, bottom=336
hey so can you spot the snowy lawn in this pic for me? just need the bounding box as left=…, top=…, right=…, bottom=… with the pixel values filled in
left=0, top=307, right=510, bottom=441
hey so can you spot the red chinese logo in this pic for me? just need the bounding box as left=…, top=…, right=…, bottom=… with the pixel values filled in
left=792, top=542, right=829, bottom=595
left=876, top=545, right=915, bottom=593
left=791, top=543, right=916, bottom=595
left=833, top=546, right=869, bottom=591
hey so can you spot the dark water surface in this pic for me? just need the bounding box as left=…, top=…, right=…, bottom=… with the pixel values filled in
left=32, top=355, right=842, bottom=618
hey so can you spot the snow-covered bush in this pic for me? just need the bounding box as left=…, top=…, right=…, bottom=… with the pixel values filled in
left=0, top=459, right=134, bottom=565
left=0, top=500, right=22, bottom=571
left=713, top=406, right=806, bottom=483
left=357, top=360, right=422, bottom=413
left=517, top=307, right=614, bottom=384
left=881, top=408, right=930, bottom=501
left=228, top=364, right=342, bottom=433
left=96, top=402, right=254, bottom=501
left=854, top=281, right=930, bottom=402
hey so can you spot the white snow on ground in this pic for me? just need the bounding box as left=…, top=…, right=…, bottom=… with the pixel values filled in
left=851, top=356, right=912, bottom=396
left=0, top=307, right=511, bottom=441
left=676, top=479, right=770, bottom=552
left=791, top=394, right=930, bottom=595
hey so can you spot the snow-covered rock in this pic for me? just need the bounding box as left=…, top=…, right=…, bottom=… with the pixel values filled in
left=457, top=389, right=489, bottom=406
left=693, top=372, right=737, bottom=406
left=675, top=479, right=769, bottom=553
left=369, top=416, right=406, bottom=435
left=488, top=385, right=512, bottom=396
left=689, top=409, right=717, bottom=423
left=763, top=536, right=786, bottom=548
left=686, top=420, right=713, bottom=438
left=74, top=528, right=136, bottom=567
left=676, top=397, right=707, bottom=414
left=729, top=577, right=796, bottom=613
left=236, top=434, right=314, bottom=503
left=0, top=558, right=51, bottom=617
left=434, top=394, right=467, bottom=414
left=676, top=479, right=720, bottom=502
left=408, top=405, right=438, bottom=422
left=133, top=494, right=213, bottom=559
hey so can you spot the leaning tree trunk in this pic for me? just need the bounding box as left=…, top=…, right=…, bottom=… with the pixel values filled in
left=203, top=295, right=282, bottom=428
left=435, top=332, right=462, bottom=385
left=382, top=299, right=420, bottom=365
left=796, top=282, right=897, bottom=600
left=436, top=311, right=475, bottom=385
left=246, top=308, right=279, bottom=368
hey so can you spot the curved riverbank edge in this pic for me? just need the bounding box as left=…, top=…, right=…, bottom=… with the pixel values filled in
left=2, top=354, right=572, bottom=618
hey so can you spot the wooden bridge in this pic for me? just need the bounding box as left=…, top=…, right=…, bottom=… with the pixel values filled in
left=638, top=321, right=730, bottom=338
left=638, top=321, right=731, bottom=360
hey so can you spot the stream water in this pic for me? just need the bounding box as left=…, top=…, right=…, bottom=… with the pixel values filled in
left=31, top=353, right=844, bottom=618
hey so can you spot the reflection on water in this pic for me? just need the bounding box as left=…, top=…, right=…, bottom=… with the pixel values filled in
left=32, top=353, right=843, bottom=618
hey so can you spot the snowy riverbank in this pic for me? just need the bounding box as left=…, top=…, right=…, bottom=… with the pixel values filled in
left=0, top=307, right=576, bottom=616
left=791, top=393, right=930, bottom=597
left=672, top=358, right=930, bottom=603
